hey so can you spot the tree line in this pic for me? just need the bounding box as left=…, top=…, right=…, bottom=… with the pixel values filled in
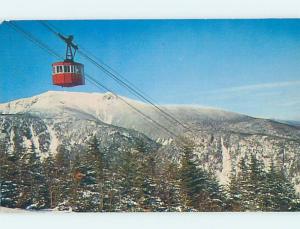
left=0, top=136, right=299, bottom=211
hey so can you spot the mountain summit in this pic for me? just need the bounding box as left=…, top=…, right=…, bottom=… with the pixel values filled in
left=0, top=91, right=250, bottom=138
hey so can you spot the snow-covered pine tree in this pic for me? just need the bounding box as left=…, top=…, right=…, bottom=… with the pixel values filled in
left=72, top=136, right=109, bottom=212
left=264, top=159, right=298, bottom=211
left=53, top=145, right=73, bottom=210
left=226, top=165, right=242, bottom=211
left=234, top=154, right=267, bottom=211
left=17, top=142, right=49, bottom=209
left=139, top=154, right=166, bottom=211
left=158, top=162, right=183, bottom=211
left=70, top=136, right=121, bottom=212
left=118, top=144, right=146, bottom=211
left=0, top=150, right=19, bottom=208
left=179, top=140, right=224, bottom=211
left=43, top=154, right=59, bottom=209
left=204, top=171, right=225, bottom=211
left=232, top=154, right=299, bottom=211
left=247, top=153, right=267, bottom=210
left=234, top=157, right=252, bottom=211
left=0, top=131, right=26, bottom=208
left=86, top=136, right=110, bottom=212
left=179, top=141, right=198, bottom=210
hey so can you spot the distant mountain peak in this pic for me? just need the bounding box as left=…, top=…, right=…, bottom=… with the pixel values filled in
left=0, top=90, right=260, bottom=138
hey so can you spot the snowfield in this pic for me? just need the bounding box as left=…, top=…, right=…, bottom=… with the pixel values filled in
left=0, top=91, right=247, bottom=139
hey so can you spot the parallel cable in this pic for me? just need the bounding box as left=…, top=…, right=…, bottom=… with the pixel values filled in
left=4, top=21, right=179, bottom=139
left=8, top=21, right=63, bottom=59
left=78, top=50, right=190, bottom=130
left=39, top=21, right=193, bottom=133
left=84, top=75, right=178, bottom=138
left=40, top=21, right=158, bottom=98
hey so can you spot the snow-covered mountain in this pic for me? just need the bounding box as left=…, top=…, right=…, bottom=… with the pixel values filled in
left=0, top=91, right=248, bottom=139
left=1, top=91, right=300, bottom=189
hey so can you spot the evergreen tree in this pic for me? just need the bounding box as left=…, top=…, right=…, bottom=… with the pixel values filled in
left=180, top=141, right=224, bottom=211
left=118, top=148, right=144, bottom=211
left=247, top=154, right=267, bottom=210
left=43, top=154, right=59, bottom=209
left=116, top=140, right=158, bottom=211
left=264, top=160, right=297, bottom=211
left=140, top=154, right=166, bottom=211
left=236, top=157, right=252, bottom=211
left=70, top=136, right=119, bottom=212
left=226, top=163, right=244, bottom=211
left=230, top=154, right=299, bottom=211
left=0, top=153, right=19, bottom=208
left=0, top=129, right=25, bottom=208
left=86, top=136, right=107, bottom=211
left=69, top=153, right=90, bottom=212
left=234, top=155, right=270, bottom=211
left=158, top=162, right=183, bottom=211
left=53, top=145, right=73, bottom=210
left=17, top=142, right=49, bottom=209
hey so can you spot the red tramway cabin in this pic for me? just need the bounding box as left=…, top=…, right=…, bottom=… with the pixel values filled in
left=52, top=34, right=85, bottom=87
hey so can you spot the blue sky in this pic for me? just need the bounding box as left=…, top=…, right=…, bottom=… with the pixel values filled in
left=0, top=19, right=300, bottom=120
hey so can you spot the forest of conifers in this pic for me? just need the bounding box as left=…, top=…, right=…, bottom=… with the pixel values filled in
left=0, top=136, right=299, bottom=212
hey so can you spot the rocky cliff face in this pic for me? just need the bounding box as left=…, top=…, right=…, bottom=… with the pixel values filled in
left=0, top=114, right=159, bottom=163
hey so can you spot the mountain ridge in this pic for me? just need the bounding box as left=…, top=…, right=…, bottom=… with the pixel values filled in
left=0, top=90, right=260, bottom=139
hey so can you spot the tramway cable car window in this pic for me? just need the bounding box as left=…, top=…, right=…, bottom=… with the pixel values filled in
left=75, top=65, right=80, bottom=74
left=64, top=65, right=70, bottom=73
left=78, top=65, right=82, bottom=74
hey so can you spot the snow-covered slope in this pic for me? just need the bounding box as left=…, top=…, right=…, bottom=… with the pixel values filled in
left=0, top=91, right=243, bottom=119
left=0, top=113, right=158, bottom=161
left=0, top=91, right=249, bottom=139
